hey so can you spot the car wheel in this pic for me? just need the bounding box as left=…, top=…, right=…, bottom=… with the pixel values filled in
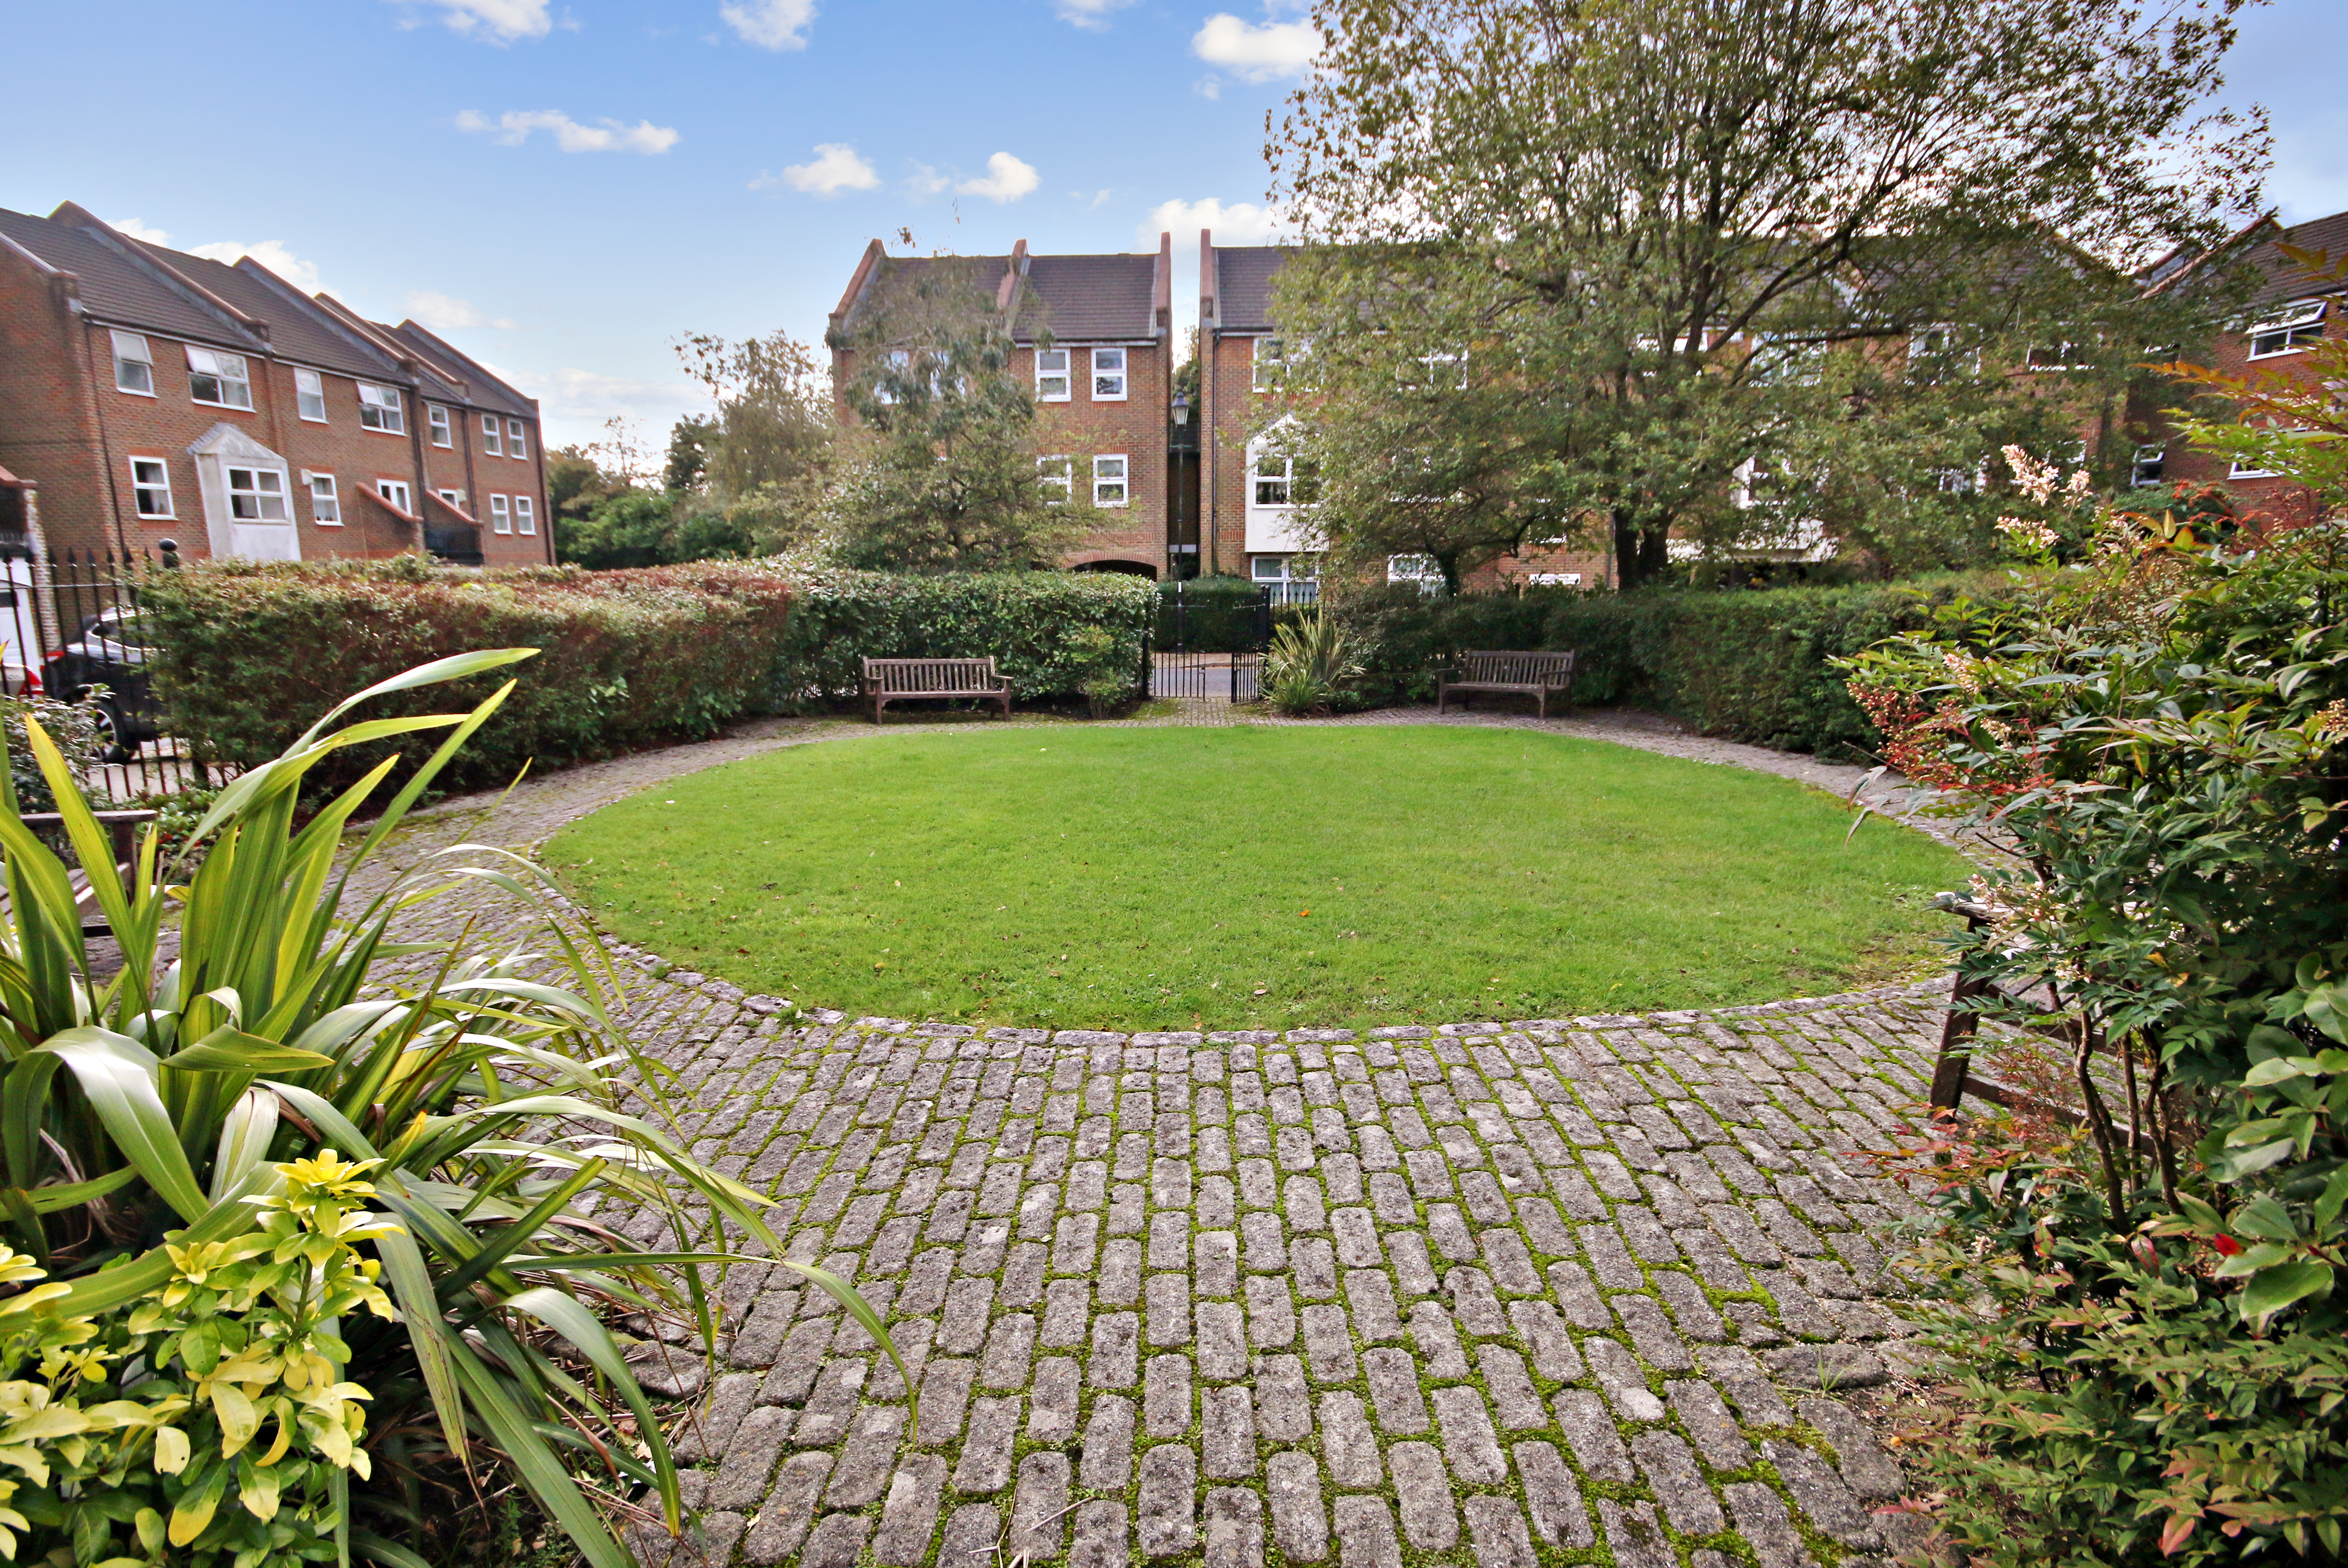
left=86, top=698, right=135, bottom=764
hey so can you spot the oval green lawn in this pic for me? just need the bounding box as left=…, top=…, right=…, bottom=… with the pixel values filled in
left=544, top=725, right=1967, bottom=1031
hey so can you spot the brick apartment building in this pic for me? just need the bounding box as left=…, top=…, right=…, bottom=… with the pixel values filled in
left=0, top=202, right=551, bottom=567
left=2130, top=206, right=2348, bottom=528
left=829, top=235, right=1176, bottom=576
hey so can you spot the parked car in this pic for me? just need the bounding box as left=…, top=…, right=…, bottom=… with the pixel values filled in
left=44, top=606, right=161, bottom=762
left=0, top=557, right=39, bottom=697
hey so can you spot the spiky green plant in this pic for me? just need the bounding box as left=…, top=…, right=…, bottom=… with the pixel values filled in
left=1261, top=611, right=1363, bottom=715
left=0, top=651, right=906, bottom=1565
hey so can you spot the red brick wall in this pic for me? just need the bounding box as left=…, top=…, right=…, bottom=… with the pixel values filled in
left=0, top=253, right=116, bottom=554
left=1023, top=340, right=1168, bottom=574
left=255, top=357, right=425, bottom=559
left=2127, top=314, right=2334, bottom=530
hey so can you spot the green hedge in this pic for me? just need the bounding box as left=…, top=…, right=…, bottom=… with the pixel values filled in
left=772, top=570, right=1158, bottom=706
left=140, top=556, right=796, bottom=791
left=1335, top=571, right=2030, bottom=759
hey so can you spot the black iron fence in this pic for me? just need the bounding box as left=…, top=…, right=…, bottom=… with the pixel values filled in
left=3, top=545, right=230, bottom=801
left=1148, top=583, right=1272, bottom=702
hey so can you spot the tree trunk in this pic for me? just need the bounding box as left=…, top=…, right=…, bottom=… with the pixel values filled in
left=1612, top=509, right=1671, bottom=589
left=1436, top=551, right=1462, bottom=596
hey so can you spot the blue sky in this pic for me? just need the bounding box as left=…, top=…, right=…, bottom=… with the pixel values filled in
left=3, top=0, right=2338, bottom=451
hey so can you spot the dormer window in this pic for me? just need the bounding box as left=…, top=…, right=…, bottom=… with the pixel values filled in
left=187, top=346, right=253, bottom=409
left=1036, top=349, right=1071, bottom=402
left=112, top=332, right=154, bottom=395
left=295, top=368, right=327, bottom=422
left=429, top=404, right=453, bottom=447
left=2249, top=298, right=2326, bottom=358
left=357, top=382, right=405, bottom=434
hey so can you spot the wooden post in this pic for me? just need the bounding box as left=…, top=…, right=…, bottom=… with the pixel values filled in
left=1928, top=892, right=1993, bottom=1111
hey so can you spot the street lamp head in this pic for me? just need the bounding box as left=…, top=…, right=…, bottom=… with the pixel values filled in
left=1171, top=390, right=1191, bottom=427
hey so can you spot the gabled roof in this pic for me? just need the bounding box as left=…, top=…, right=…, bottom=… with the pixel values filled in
left=129, top=240, right=407, bottom=383
left=2245, top=209, right=2348, bottom=310
left=0, top=205, right=265, bottom=352
left=1212, top=246, right=1291, bottom=334
left=832, top=243, right=1164, bottom=347
left=380, top=320, right=537, bottom=418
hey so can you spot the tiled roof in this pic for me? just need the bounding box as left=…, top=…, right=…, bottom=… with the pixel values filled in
left=383, top=321, right=537, bottom=417
left=1016, top=254, right=1157, bottom=342
left=131, top=242, right=406, bottom=383
left=2246, top=209, right=2348, bottom=309
left=836, top=251, right=1160, bottom=345
left=0, top=207, right=262, bottom=351
left=1213, top=246, right=1290, bottom=333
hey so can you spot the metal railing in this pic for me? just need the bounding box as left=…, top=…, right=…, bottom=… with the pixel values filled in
left=3, top=545, right=232, bottom=801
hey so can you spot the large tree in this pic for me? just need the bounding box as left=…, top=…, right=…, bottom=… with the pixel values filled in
left=1270, top=0, right=2268, bottom=586
left=671, top=328, right=837, bottom=556
left=830, top=259, right=1098, bottom=573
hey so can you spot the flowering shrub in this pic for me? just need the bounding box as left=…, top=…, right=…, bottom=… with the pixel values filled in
left=0, top=1152, right=396, bottom=1567
left=1843, top=482, right=2348, bottom=1562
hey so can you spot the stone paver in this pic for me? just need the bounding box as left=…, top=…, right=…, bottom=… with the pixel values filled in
left=349, top=707, right=1956, bottom=1568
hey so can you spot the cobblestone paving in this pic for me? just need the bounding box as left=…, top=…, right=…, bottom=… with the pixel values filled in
left=339, top=708, right=1963, bottom=1568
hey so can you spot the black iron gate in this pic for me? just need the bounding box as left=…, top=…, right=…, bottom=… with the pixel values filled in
left=1148, top=583, right=1271, bottom=702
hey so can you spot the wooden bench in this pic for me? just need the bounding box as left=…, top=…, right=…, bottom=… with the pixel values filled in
left=862, top=657, right=1012, bottom=724
left=1437, top=650, right=1576, bottom=719
left=15, top=809, right=159, bottom=936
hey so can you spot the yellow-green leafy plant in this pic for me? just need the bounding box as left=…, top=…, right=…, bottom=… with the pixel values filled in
left=0, top=652, right=899, bottom=1566
left=1261, top=611, right=1362, bottom=715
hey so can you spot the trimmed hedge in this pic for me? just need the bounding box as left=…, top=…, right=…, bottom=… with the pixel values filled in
left=1336, top=571, right=2030, bottom=759
left=140, top=556, right=796, bottom=791
left=771, top=570, right=1157, bottom=706
left=140, top=559, right=1159, bottom=791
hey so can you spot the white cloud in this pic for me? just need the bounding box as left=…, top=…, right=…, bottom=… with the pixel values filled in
left=752, top=143, right=880, bottom=196
left=720, top=0, right=815, bottom=49
left=958, top=152, right=1040, bottom=204
left=903, top=163, right=952, bottom=197
left=1194, top=76, right=1223, bottom=100
left=1142, top=197, right=1291, bottom=248
left=405, top=290, right=518, bottom=331
left=500, top=365, right=707, bottom=449
left=1191, top=14, right=1320, bottom=81
left=111, top=217, right=171, bottom=244
left=456, top=109, right=680, bottom=153
left=1054, top=0, right=1135, bottom=29
left=397, top=0, right=553, bottom=43
left=187, top=241, right=324, bottom=295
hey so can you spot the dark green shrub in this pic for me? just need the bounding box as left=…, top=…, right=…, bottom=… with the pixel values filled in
left=773, top=569, right=1156, bottom=707
left=1156, top=575, right=1271, bottom=653
left=1333, top=571, right=2026, bottom=756
left=138, top=556, right=794, bottom=792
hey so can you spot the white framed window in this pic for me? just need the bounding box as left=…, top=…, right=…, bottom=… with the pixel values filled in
left=294, top=368, right=327, bottom=422
left=1253, top=336, right=1286, bottom=391
left=2229, top=458, right=2279, bottom=480
left=438, top=487, right=465, bottom=508
left=1525, top=572, right=1583, bottom=587
left=357, top=382, right=404, bottom=434
left=482, top=414, right=502, bottom=455
left=1037, top=455, right=1073, bottom=504
left=489, top=494, right=511, bottom=533
left=308, top=473, right=341, bottom=524
left=428, top=404, right=452, bottom=447
left=1402, top=351, right=1467, bottom=391
left=1253, top=554, right=1321, bottom=603
left=2026, top=341, right=2086, bottom=371
left=128, top=457, right=172, bottom=518
left=506, top=418, right=528, bottom=458
left=1035, top=349, right=1071, bottom=402
left=1091, top=347, right=1127, bottom=401
left=1252, top=451, right=1318, bottom=507
left=226, top=465, right=288, bottom=521
left=377, top=479, right=412, bottom=513
left=2131, top=444, right=2167, bottom=488
left=112, top=331, right=154, bottom=396
left=1092, top=455, right=1128, bottom=507
left=2248, top=298, right=2326, bottom=358
left=1386, top=554, right=1440, bottom=587
left=186, top=345, right=253, bottom=409
left=513, top=495, right=535, bottom=535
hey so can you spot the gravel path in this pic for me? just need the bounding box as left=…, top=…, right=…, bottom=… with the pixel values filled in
left=356, top=705, right=1962, bottom=1568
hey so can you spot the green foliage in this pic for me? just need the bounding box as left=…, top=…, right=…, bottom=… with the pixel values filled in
left=0, top=1153, right=395, bottom=1567
left=1262, top=612, right=1363, bottom=715
left=772, top=569, right=1156, bottom=708
left=135, top=557, right=795, bottom=793
left=0, top=653, right=818, bottom=1566
left=1846, top=507, right=2348, bottom=1562
left=830, top=259, right=1098, bottom=572
left=1271, top=0, right=2262, bottom=586
left=1, top=694, right=104, bottom=812
left=1329, top=572, right=2025, bottom=756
